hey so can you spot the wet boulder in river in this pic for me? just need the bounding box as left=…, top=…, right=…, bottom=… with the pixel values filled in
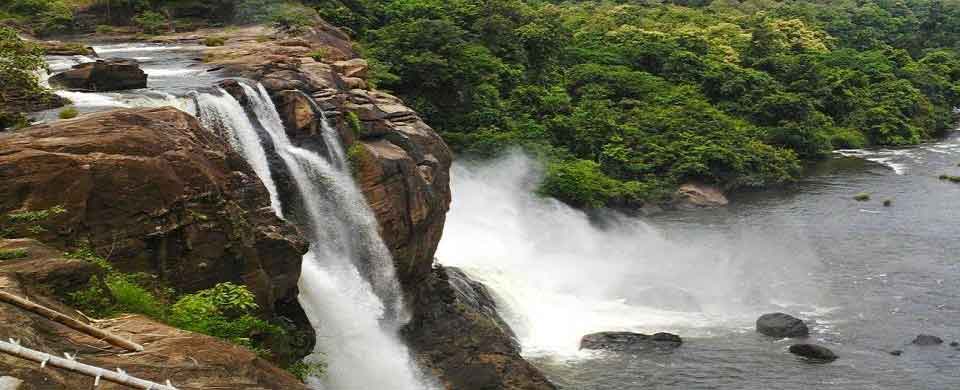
left=756, top=312, right=809, bottom=338
left=49, top=58, right=147, bottom=91
left=912, top=334, right=943, bottom=345
left=580, top=331, right=682, bottom=352
left=789, top=344, right=837, bottom=362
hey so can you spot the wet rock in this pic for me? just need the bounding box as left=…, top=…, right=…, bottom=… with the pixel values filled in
left=889, top=350, right=903, bottom=356
left=580, top=332, right=683, bottom=352
left=912, top=334, right=943, bottom=345
left=0, top=107, right=313, bottom=363
left=674, top=182, right=728, bottom=209
left=789, top=344, right=837, bottom=362
left=404, top=266, right=556, bottom=390
left=49, top=58, right=147, bottom=91
left=756, top=313, right=809, bottom=338
left=950, top=341, right=959, bottom=347
left=38, top=41, right=97, bottom=56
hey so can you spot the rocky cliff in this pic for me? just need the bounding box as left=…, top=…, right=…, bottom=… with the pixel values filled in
left=0, top=108, right=311, bottom=386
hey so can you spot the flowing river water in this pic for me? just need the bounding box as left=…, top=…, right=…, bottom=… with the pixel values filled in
left=38, top=43, right=960, bottom=389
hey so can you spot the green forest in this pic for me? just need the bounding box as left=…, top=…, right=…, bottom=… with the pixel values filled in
left=5, top=0, right=960, bottom=207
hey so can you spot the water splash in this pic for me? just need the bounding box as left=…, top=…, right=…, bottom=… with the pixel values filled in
left=436, top=153, right=824, bottom=357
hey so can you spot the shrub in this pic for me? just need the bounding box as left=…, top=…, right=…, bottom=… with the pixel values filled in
left=287, top=358, right=327, bottom=382
left=539, top=159, right=646, bottom=208
left=346, top=111, right=362, bottom=136
left=853, top=192, right=871, bottom=201
left=203, top=36, right=226, bottom=47
left=169, top=282, right=280, bottom=348
left=6, top=205, right=66, bottom=223
left=134, top=11, right=167, bottom=35
left=58, top=106, right=78, bottom=119
left=270, top=3, right=314, bottom=35
left=307, top=49, right=327, bottom=61
left=0, top=249, right=28, bottom=261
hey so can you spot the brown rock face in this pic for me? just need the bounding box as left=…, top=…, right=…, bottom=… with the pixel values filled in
left=0, top=107, right=313, bottom=361
left=405, top=267, right=556, bottom=390
left=0, top=239, right=308, bottom=389
left=49, top=58, right=147, bottom=91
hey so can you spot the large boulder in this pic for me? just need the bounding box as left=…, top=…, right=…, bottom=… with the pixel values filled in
left=788, top=344, right=837, bottom=362
left=49, top=58, right=147, bottom=91
left=580, top=332, right=683, bottom=352
left=0, top=246, right=307, bottom=389
left=0, top=107, right=313, bottom=363
left=756, top=313, right=809, bottom=338
left=674, top=182, right=729, bottom=209
left=404, top=266, right=556, bottom=390
left=913, top=334, right=944, bottom=345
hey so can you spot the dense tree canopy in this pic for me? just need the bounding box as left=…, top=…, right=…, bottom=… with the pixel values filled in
left=307, top=0, right=960, bottom=207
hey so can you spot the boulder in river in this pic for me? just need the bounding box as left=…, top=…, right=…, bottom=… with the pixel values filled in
left=674, top=182, right=728, bottom=209
left=49, top=58, right=147, bottom=91
left=580, top=331, right=683, bottom=352
left=912, top=334, right=943, bottom=345
left=788, top=344, right=837, bottom=362
left=756, top=313, right=810, bottom=338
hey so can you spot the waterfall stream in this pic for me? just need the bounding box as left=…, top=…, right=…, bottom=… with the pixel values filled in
left=191, top=83, right=427, bottom=389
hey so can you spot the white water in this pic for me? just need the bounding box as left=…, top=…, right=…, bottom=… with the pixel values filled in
left=218, top=83, right=428, bottom=389
left=190, top=89, right=284, bottom=218
left=436, top=153, right=825, bottom=357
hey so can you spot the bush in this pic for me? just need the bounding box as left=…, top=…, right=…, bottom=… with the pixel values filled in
left=0, top=249, right=28, bottom=261
left=58, top=106, right=78, bottom=119
left=134, top=11, right=167, bottom=35
left=307, top=49, right=327, bottom=61
left=853, top=192, right=871, bottom=201
left=203, top=36, right=226, bottom=47
left=169, top=282, right=280, bottom=348
left=539, top=159, right=645, bottom=208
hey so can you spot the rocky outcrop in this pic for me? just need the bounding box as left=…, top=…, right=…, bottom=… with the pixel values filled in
left=49, top=59, right=147, bottom=91
left=206, top=34, right=452, bottom=298
left=404, top=266, right=556, bottom=390
left=756, top=313, right=809, bottom=338
left=674, top=182, right=729, bottom=209
left=38, top=40, right=97, bottom=56
left=788, top=344, right=837, bottom=362
left=0, top=107, right=313, bottom=362
left=0, top=239, right=307, bottom=389
left=580, top=332, right=683, bottom=352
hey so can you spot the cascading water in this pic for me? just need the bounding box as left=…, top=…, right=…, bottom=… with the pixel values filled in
left=194, top=82, right=428, bottom=389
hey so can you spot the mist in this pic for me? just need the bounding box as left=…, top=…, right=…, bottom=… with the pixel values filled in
left=435, top=152, right=827, bottom=357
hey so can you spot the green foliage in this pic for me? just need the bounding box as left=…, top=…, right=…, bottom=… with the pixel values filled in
left=58, top=106, right=78, bottom=119
left=203, top=36, right=226, bottom=47
left=0, top=27, right=47, bottom=125
left=854, top=192, right=871, bottom=201
left=307, top=48, right=327, bottom=61
left=939, top=174, right=960, bottom=183
left=0, top=249, right=28, bottom=261
left=287, top=358, right=327, bottom=382
left=66, top=245, right=280, bottom=351
left=6, top=205, right=66, bottom=223
left=314, top=0, right=960, bottom=208
left=134, top=11, right=167, bottom=35
left=270, top=3, right=315, bottom=35
left=345, top=111, right=362, bottom=136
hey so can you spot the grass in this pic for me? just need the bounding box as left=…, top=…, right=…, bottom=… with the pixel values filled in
left=853, top=192, right=871, bottom=201
left=58, top=106, right=78, bottom=119
left=203, top=36, right=226, bottom=47
left=0, top=248, right=28, bottom=261
left=307, top=49, right=327, bottom=61
left=939, top=174, right=960, bottom=183
left=287, top=359, right=327, bottom=382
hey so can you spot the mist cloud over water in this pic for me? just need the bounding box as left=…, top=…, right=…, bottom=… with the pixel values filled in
left=436, top=153, right=827, bottom=357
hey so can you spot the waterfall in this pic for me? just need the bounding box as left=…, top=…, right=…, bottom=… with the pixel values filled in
left=194, top=82, right=428, bottom=389
left=191, top=89, right=284, bottom=218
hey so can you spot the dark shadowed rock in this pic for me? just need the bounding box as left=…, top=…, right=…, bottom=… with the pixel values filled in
left=580, top=331, right=683, bottom=352
left=757, top=313, right=809, bottom=338
left=951, top=341, right=959, bottom=347
left=789, top=344, right=837, bottom=362
left=913, top=334, right=944, bottom=345
left=49, top=58, right=147, bottom=91
left=404, top=266, right=556, bottom=390
left=889, top=350, right=903, bottom=356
